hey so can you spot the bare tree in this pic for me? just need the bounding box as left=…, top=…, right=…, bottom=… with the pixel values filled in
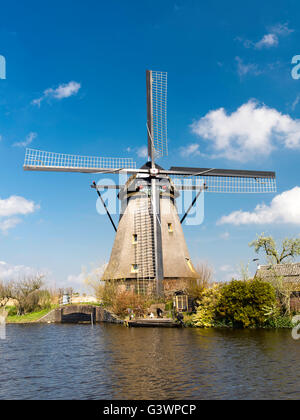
left=10, top=275, right=45, bottom=315
left=0, top=281, right=13, bottom=308
left=187, top=262, right=214, bottom=299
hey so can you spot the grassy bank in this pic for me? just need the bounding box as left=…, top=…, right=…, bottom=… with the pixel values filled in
left=6, top=307, right=53, bottom=324
left=6, top=302, right=101, bottom=324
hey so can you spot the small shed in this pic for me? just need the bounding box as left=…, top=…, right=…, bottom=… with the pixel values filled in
left=255, top=263, right=300, bottom=284
left=255, top=263, right=300, bottom=312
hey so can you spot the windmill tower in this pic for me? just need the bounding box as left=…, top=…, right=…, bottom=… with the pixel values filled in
left=23, top=70, right=277, bottom=297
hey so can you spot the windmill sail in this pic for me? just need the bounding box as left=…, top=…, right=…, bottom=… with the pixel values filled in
left=23, top=148, right=136, bottom=173
left=167, top=167, right=277, bottom=193
left=146, top=70, right=168, bottom=159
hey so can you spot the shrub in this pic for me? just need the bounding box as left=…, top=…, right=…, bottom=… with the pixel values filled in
left=111, top=290, right=148, bottom=318
left=216, top=279, right=277, bottom=328
left=191, top=284, right=221, bottom=328
left=263, top=303, right=295, bottom=328
left=6, top=306, right=17, bottom=316
left=165, top=301, right=173, bottom=312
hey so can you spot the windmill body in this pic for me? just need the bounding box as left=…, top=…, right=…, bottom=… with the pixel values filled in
left=102, top=165, right=199, bottom=296
left=23, top=70, right=277, bottom=297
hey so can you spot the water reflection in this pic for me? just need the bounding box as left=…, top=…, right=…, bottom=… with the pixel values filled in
left=0, top=325, right=299, bottom=399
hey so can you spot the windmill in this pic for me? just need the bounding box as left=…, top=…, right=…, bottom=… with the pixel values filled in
left=23, top=70, right=277, bottom=296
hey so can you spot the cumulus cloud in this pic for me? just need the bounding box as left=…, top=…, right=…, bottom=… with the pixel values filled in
left=255, top=33, right=278, bottom=49
left=13, top=132, right=37, bottom=148
left=218, top=187, right=300, bottom=226
left=180, top=143, right=202, bottom=157
left=240, top=22, right=293, bottom=50
left=0, top=196, right=39, bottom=233
left=191, top=100, right=300, bottom=162
left=32, top=81, right=81, bottom=107
left=0, top=196, right=38, bottom=217
left=0, top=261, right=42, bottom=281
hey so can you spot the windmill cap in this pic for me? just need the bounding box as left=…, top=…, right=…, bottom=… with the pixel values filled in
left=140, top=161, right=164, bottom=170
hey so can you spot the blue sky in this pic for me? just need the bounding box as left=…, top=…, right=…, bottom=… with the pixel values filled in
left=0, top=0, right=300, bottom=290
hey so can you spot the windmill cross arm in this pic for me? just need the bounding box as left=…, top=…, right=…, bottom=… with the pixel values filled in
left=23, top=165, right=145, bottom=175
left=91, top=184, right=123, bottom=190
left=23, top=165, right=129, bottom=174
left=176, top=185, right=208, bottom=191
left=167, top=166, right=276, bottom=179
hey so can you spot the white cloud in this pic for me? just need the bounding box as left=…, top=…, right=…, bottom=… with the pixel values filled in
left=32, top=81, right=81, bottom=107
left=67, top=264, right=106, bottom=293
left=270, top=22, right=294, bottom=36
left=0, top=196, right=39, bottom=234
left=0, top=261, right=42, bottom=281
left=255, top=33, right=278, bottom=49
left=180, top=143, right=201, bottom=157
left=136, top=146, right=148, bottom=158
left=191, top=100, right=300, bottom=161
left=13, top=132, right=37, bottom=148
left=218, top=186, right=300, bottom=226
left=235, top=57, right=261, bottom=77
left=240, top=22, right=293, bottom=50
left=218, top=264, right=239, bottom=282
left=0, top=218, right=21, bottom=233
left=0, top=196, right=38, bottom=217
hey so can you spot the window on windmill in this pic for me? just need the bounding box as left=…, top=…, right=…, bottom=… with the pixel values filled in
left=132, top=234, right=138, bottom=244
left=168, top=223, right=173, bottom=233
left=131, top=264, right=139, bottom=273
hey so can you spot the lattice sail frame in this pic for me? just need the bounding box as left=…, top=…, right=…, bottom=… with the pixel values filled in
left=151, top=71, right=168, bottom=158
left=170, top=175, right=277, bottom=193
left=24, top=148, right=137, bottom=171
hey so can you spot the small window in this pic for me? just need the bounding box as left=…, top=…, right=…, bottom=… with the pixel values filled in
left=168, top=223, right=173, bottom=233
left=131, top=264, right=139, bottom=273
left=132, top=234, right=138, bottom=244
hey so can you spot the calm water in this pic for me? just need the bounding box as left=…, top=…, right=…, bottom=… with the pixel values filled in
left=0, top=324, right=299, bottom=400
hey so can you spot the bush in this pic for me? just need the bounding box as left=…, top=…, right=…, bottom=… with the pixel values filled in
left=6, top=306, right=17, bottom=316
left=111, top=290, right=148, bottom=318
left=263, top=303, right=295, bottom=328
left=165, top=301, right=173, bottom=311
left=191, top=284, right=221, bottom=328
left=216, top=279, right=277, bottom=328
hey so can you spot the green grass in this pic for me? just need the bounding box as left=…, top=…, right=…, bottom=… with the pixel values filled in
left=6, top=303, right=101, bottom=323
left=6, top=308, right=53, bottom=323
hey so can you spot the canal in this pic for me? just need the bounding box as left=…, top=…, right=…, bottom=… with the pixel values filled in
left=0, top=324, right=299, bottom=399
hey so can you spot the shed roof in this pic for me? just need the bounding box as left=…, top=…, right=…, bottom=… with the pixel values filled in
left=256, top=263, right=300, bottom=280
